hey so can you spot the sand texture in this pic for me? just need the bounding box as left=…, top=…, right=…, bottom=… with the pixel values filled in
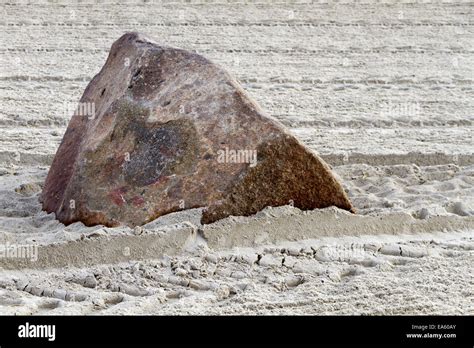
left=0, top=0, right=472, bottom=315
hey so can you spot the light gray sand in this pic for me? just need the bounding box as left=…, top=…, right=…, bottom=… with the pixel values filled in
left=0, top=0, right=472, bottom=314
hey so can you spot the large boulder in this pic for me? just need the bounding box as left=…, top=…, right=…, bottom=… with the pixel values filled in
left=42, top=32, right=354, bottom=227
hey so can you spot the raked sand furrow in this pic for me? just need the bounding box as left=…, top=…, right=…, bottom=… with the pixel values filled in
left=0, top=228, right=472, bottom=315
left=0, top=201, right=473, bottom=269
left=1, top=128, right=473, bottom=166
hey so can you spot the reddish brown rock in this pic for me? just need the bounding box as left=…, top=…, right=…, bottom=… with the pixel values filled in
left=41, top=32, right=354, bottom=227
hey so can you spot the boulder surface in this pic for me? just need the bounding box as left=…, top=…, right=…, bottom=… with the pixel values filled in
left=42, top=32, right=354, bottom=227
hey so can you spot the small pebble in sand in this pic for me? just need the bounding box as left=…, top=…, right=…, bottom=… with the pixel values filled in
left=451, top=202, right=471, bottom=217
left=379, top=244, right=402, bottom=256
left=258, top=254, right=281, bottom=267
left=204, top=254, right=218, bottom=264
left=189, top=280, right=213, bottom=291
left=418, top=208, right=430, bottom=219
left=215, top=286, right=231, bottom=300
left=83, top=275, right=97, bottom=288
left=285, top=275, right=305, bottom=287
left=15, top=183, right=42, bottom=196
left=52, top=289, right=67, bottom=301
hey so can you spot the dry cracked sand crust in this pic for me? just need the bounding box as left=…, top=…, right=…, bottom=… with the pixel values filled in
left=0, top=0, right=472, bottom=314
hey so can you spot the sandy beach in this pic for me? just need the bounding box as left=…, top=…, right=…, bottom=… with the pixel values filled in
left=0, top=0, right=472, bottom=315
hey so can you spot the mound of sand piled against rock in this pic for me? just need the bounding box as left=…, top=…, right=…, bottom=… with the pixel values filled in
left=0, top=204, right=472, bottom=269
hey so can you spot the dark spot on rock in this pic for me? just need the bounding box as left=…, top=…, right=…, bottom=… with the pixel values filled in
left=132, top=69, right=141, bottom=78
left=122, top=119, right=199, bottom=187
